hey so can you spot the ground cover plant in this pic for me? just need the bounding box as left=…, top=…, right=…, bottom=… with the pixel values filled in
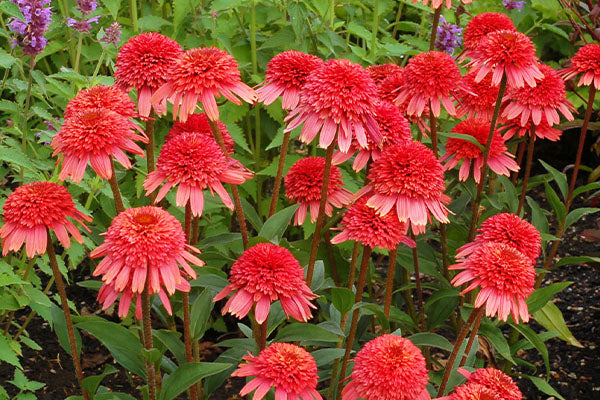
left=0, top=0, right=599, bottom=399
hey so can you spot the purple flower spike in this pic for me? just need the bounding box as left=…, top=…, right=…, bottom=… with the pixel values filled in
left=68, top=0, right=99, bottom=33
left=435, top=16, right=463, bottom=55
left=8, top=0, right=53, bottom=56
left=100, top=22, right=121, bottom=46
left=503, top=0, right=525, bottom=11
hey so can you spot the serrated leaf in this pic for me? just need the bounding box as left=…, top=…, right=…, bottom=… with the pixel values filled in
left=0, top=333, right=22, bottom=369
left=0, top=146, right=42, bottom=178
left=533, top=301, right=582, bottom=347
left=138, top=15, right=172, bottom=31
left=101, top=0, right=122, bottom=19
left=0, top=49, right=16, bottom=69
left=541, top=23, right=569, bottom=40
left=173, top=0, right=193, bottom=35
left=0, top=1, right=25, bottom=20
left=225, top=122, right=251, bottom=153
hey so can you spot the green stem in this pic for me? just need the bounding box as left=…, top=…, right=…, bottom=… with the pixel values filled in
left=74, top=33, right=83, bottom=73
left=329, top=0, right=335, bottom=29
left=20, top=57, right=35, bottom=178
left=370, top=0, right=379, bottom=57
left=90, top=47, right=107, bottom=82
left=130, top=0, right=139, bottom=32
left=391, top=2, right=404, bottom=39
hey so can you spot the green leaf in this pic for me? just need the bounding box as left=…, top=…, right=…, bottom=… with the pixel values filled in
left=497, top=176, right=519, bottom=213
left=527, top=282, right=572, bottom=315
left=526, top=196, right=549, bottom=234
left=0, top=49, right=16, bottom=69
left=0, top=147, right=42, bottom=178
left=347, top=21, right=372, bottom=43
left=544, top=182, right=566, bottom=223
left=138, top=15, right=172, bottom=31
left=541, top=23, right=569, bottom=40
left=438, top=131, right=484, bottom=151
left=331, top=287, right=355, bottom=315
left=82, top=364, right=118, bottom=398
left=51, top=303, right=82, bottom=358
left=190, top=289, right=214, bottom=340
left=75, top=317, right=145, bottom=378
left=101, top=0, right=122, bottom=19
left=152, top=330, right=185, bottom=364
left=565, top=207, right=600, bottom=229
left=524, top=375, right=566, bottom=400
left=211, top=0, right=246, bottom=12
left=479, top=321, right=515, bottom=364
left=572, top=182, right=600, bottom=198
left=533, top=302, right=583, bottom=347
left=540, top=160, right=568, bottom=200
left=240, top=197, right=263, bottom=232
left=158, top=362, right=232, bottom=400
left=274, top=323, right=340, bottom=343
left=311, top=348, right=345, bottom=367
left=258, top=204, right=299, bottom=244
left=552, top=256, right=600, bottom=268
left=408, top=332, right=453, bottom=352
left=0, top=333, right=21, bottom=369
left=225, top=122, right=251, bottom=153
left=173, top=0, right=193, bottom=35
left=0, top=1, right=25, bottom=20
left=510, top=323, right=550, bottom=378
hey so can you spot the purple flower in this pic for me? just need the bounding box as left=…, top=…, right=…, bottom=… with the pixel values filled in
left=100, top=22, right=121, bottom=46
left=8, top=0, right=52, bottom=55
left=67, top=0, right=98, bottom=33
left=503, top=0, right=525, bottom=11
left=435, top=15, right=462, bottom=55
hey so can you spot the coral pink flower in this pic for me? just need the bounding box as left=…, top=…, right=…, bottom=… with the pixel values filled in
left=437, top=383, right=498, bottom=400
left=501, top=116, right=563, bottom=141
left=232, top=342, right=322, bottom=400
left=164, top=113, right=235, bottom=154
left=342, top=334, right=430, bottom=400
left=378, top=69, right=405, bottom=104
left=456, top=212, right=541, bottom=263
left=213, top=243, right=317, bottom=324
left=256, top=50, right=323, bottom=110
left=115, top=32, right=183, bottom=116
left=462, top=13, right=516, bottom=53
left=52, top=108, right=148, bottom=182
left=0, top=182, right=92, bottom=257
left=457, top=71, right=500, bottom=120
left=331, top=197, right=415, bottom=250
left=63, top=85, right=138, bottom=120
left=466, top=30, right=543, bottom=88
left=333, top=101, right=412, bottom=171
left=364, top=141, right=451, bottom=234
left=91, top=206, right=204, bottom=318
left=560, top=43, right=600, bottom=90
left=367, top=63, right=403, bottom=86
left=450, top=242, right=535, bottom=322
left=440, top=119, right=519, bottom=183
left=395, top=51, right=463, bottom=117
left=284, top=59, right=381, bottom=153
left=144, top=132, right=253, bottom=217
left=411, top=0, right=471, bottom=9
left=456, top=368, right=522, bottom=400
left=502, top=63, right=575, bottom=127
left=284, top=157, right=353, bottom=225
left=151, top=47, right=257, bottom=122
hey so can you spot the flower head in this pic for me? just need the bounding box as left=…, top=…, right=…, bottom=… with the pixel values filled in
left=214, top=243, right=317, bottom=324
left=151, top=47, right=257, bottom=122
left=100, top=22, right=121, bottom=46
left=456, top=213, right=541, bottom=262
left=232, top=342, right=322, bottom=400
left=52, top=108, right=147, bottom=182
left=441, top=383, right=498, bottom=400
left=463, top=13, right=516, bottom=52
left=502, top=63, right=575, bottom=127
left=365, top=141, right=451, bottom=234
left=144, top=132, right=253, bottom=217
left=342, top=334, right=430, bottom=400
left=367, top=63, right=403, bottom=86
left=466, top=30, right=543, bottom=88
left=457, top=71, right=500, bottom=120
left=165, top=113, right=235, bottom=154
left=395, top=51, right=463, bottom=117
left=0, top=182, right=92, bottom=257
left=450, top=242, right=535, bottom=322
left=560, top=44, right=600, bottom=90
left=63, top=85, right=137, bottom=120
left=284, top=157, right=353, bottom=225
left=331, top=197, right=415, bottom=250
left=501, top=116, right=563, bottom=141
left=91, top=206, right=204, bottom=318
left=333, top=101, right=412, bottom=171
left=435, top=15, right=463, bottom=55
left=256, top=50, right=323, bottom=110
left=411, top=0, right=471, bottom=9
left=8, top=0, right=52, bottom=55
left=284, top=59, right=381, bottom=153
left=457, top=368, right=522, bottom=400
left=115, top=32, right=183, bottom=116
left=503, top=0, right=524, bottom=11
left=440, top=119, right=519, bottom=183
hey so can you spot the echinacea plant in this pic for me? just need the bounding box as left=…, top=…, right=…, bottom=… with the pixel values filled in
left=0, top=3, right=596, bottom=400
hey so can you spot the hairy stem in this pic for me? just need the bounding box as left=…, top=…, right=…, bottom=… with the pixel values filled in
left=182, top=204, right=197, bottom=399
left=383, top=247, right=399, bottom=319
left=517, top=127, right=536, bottom=215
left=268, top=130, right=291, bottom=217
left=145, top=114, right=157, bottom=203
left=458, top=308, right=484, bottom=368
left=108, top=159, right=125, bottom=214
left=142, top=284, right=157, bottom=400
left=429, top=7, right=442, bottom=51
